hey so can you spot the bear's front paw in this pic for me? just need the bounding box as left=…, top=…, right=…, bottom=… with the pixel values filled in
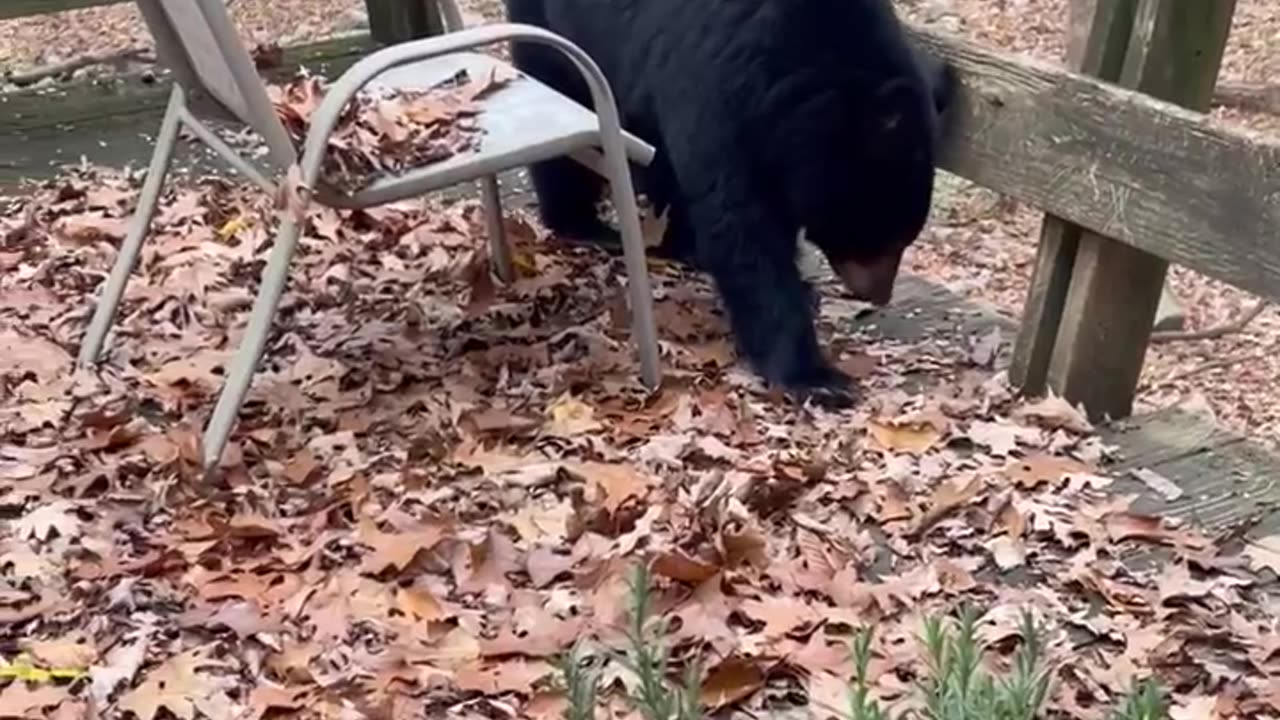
left=778, top=364, right=859, bottom=409
left=548, top=218, right=623, bottom=250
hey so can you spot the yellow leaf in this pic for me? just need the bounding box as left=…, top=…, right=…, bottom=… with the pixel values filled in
left=545, top=394, right=603, bottom=437
left=216, top=215, right=249, bottom=240
left=512, top=248, right=539, bottom=276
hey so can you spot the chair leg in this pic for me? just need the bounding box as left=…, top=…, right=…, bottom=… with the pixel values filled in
left=481, top=175, right=513, bottom=283
left=601, top=157, right=662, bottom=390
left=201, top=215, right=305, bottom=469
left=77, top=87, right=185, bottom=367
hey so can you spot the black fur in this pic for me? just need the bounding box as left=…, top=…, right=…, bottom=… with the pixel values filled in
left=504, top=0, right=954, bottom=406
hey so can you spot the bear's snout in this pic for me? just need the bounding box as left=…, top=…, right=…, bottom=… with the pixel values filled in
left=831, top=251, right=903, bottom=306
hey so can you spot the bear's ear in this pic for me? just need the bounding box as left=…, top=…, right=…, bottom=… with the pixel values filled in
left=927, top=60, right=958, bottom=117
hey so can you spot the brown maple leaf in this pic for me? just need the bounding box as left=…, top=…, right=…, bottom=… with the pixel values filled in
left=13, top=499, right=84, bottom=543
left=1012, top=394, right=1094, bottom=434
left=912, top=474, right=984, bottom=537
left=244, top=684, right=312, bottom=720
left=1103, top=511, right=1211, bottom=550
left=357, top=517, right=450, bottom=575
left=178, top=600, right=284, bottom=638
left=570, top=461, right=655, bottom=514
left=651, top=550, right=721, bottom=585
left=116, top=648, right=231, bottom=720
left=0, top=331, right=72, bottom=384
left=699, top=656, right=767, bottom=711
left=454, top=527, right=521, bottom=594
left=1002, top=453, right=1092, bottom=489
left=1243, top=535, right=1280, bottom=576
left=455, top=659, right=554, bottom=694
left=0, top=682, right=68, bottom=718
left=867, top=409, right=949, bottom=454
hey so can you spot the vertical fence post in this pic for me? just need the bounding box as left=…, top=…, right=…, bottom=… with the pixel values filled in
left=365, top=0, right=446, bottom=45
left=1009, top=0, right=1138, bottom=395
left=1011, top=0, right=1236, bottom=421
left=1045, top=0, right=1236, bottom=421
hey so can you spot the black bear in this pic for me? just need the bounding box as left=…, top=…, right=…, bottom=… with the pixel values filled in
left=504, top=0, right=955, bottom=406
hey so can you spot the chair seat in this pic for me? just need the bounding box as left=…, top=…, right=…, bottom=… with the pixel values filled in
left=329, top=52, right=655, bottom=207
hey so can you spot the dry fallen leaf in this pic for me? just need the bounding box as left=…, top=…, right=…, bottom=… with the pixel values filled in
left=1104, top=512, right=1210, bottom=550
left=651, top=550, right=721, bottom=585
left=545, top=394, right=605, bottom=436
left=0, top=683, right=68, bottom=718
left=1128, top=467, right=1184, bottom=501
left=966, top=419, right=1036, bottom=456
left=571, top=461, right=654, bottom=514
left=90, top=631, right=151, bottom=705
left=1170, top=694, right=1219, bottom=720
left=914, top=475, right=983, bottom=535
left=116, top=648, right=230, bottom=720
left=358, top=518, right=450, bottom=575
left=987, top=535, right=1027, bottom=570
left=699, top=657, right=767, bottom=710
left=455, top=659, right=554, bottom=694
left=1013, top=394, right=1094, bottom=434
left=867, top=410, right=948, bottom=454
left=1243, top=535, right=1280, bottom=575
left=13, top=500, right=84, bottom=543
left=25, top=633, right=98, bottom=669
left=1003, top=453, right=1091, bottom=489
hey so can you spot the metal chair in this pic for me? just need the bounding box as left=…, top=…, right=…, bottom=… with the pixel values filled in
left=78, top=0, right=662, bottom=469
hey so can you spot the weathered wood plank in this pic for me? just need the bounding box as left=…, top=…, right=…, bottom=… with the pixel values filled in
left=1046, top=0, right=1237, bottom=422
left=1102, top=407, right=1242, bottom=470
left=1008, top=0, right=1137, bottom=396
left=0, top=34, right=375, bottom=136
left=1107, top=435, right=1280, bottom=533
left=906, top=23, right=1280, bottom=304
left=365, top=0, right=445, bottom=45
left=0, top=35, right=375, bottom=187
left=0, top=0, right=126, bottom=20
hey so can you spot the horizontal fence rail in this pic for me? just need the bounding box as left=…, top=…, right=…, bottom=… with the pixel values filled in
left=909, top=24, right=1280, bottom=303
left=7, top=5, right=1279, bottom=305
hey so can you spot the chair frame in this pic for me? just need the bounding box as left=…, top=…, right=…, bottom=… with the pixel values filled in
left=78, top=0, right=662, bottom=469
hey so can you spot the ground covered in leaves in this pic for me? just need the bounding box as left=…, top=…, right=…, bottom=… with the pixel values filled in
left=3, top=152, right=1280, bottom=719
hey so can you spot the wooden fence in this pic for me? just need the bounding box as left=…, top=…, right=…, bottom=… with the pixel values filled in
left=916, top=0, right=1278, bottom=421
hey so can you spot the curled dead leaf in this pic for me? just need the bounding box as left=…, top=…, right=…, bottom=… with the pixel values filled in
left=699, top=656, right=767, bottom=710
left=651, top=551, right=721, bottom=585
left=912, top=475, right=983, bottom=537
left=867, top=409, right=948, bottom=454
left=1103, top=512, right=1210, bottom=550
left=1003, top=453, right=1091, bottom=489
left=1013, top=394, right=1094, bottom=434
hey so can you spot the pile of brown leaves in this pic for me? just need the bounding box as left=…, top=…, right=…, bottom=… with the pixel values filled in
left=1, top=165, right=1279, bottom=720
left=268, top=68, right=514, bottom=193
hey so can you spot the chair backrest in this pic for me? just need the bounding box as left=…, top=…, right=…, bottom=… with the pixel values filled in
left=136, top=0, right=297, bottom=169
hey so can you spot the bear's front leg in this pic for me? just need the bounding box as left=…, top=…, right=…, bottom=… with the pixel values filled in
left=686, top=200, right=857, bottom=408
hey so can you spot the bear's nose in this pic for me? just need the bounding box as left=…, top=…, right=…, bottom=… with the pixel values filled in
left=830, top=251, right=902, bottom=307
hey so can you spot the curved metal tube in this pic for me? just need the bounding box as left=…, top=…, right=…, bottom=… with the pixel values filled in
left=296, top=23, right=629, bottom=190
